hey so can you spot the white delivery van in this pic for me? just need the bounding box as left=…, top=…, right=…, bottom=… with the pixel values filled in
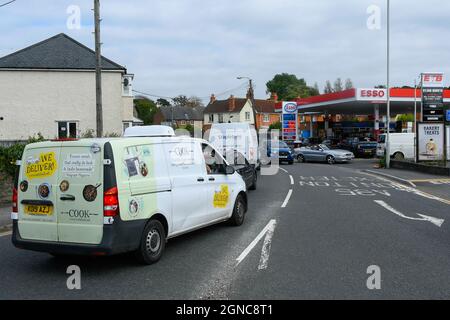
left=11, top=126, right=247, bottom=264
left=208, top=123, right=259, bottom=168
left=376, top=133, right=415, bottom=160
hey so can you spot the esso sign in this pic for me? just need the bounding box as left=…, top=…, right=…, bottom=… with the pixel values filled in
left=358, top=89, right=387, bottom=101
left=283, top=102, right=297, bottom=114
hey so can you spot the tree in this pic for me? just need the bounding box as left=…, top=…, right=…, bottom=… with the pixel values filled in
left=334, top=78, right=344, bottom=92
left=186, top=96, right=204, bottom=108
left=268, top=121, right=282, bottom=131
left=313, top=82, right=320, bottom=95
left=345, top=78, right=354, bottom=90
left=156, top=98, right=171, bottom=107
left=266, top=73, right=316, bottom=101
left=375, top=85, right=387, bottom=89
left=134, top=98, right=158, bottom=125
left=324, top=80, right=333, bottom=94
left=172, top=95, right=189, bottom=107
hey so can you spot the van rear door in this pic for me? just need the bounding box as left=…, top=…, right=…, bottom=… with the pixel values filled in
left=56, top=141, right=104, bottom=244
left=18, top=142, right=62, bottom=242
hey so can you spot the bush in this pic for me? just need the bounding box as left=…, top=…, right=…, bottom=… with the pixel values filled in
left=0, top=133, right=45, bottom=177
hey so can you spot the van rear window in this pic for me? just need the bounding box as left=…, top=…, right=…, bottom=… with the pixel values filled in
left=378, top=135, right=386, bottom=143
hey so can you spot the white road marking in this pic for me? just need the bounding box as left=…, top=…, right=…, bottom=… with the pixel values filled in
left=0, top=231, right=12, bottom=237
left=281, top=189, right=293, bottom=208
left=236, top=219, right=277, bottom=266
left=374, top=200, right=444, bottom=227
left=258, top=220, right=277, bottom=270
left=279, top=167, right=288, bottom=173
left=289, top=175, right=294, bottom=185
left=364, top=170, right=416, bottom=187
left=362, top=171, right=450, bottom=206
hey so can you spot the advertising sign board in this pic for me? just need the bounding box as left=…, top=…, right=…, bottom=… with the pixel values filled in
left=282, top=102, right=298, bottom=142
left=417, top=123, right=444, bottom=161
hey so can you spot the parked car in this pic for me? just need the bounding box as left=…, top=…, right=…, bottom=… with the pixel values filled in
left=376, top=133, right=415, bottom=160
left=294, top=144, right=355, bottom=164
left=341, top=137, right=377, bottom=157
left=12, top=126, right=248, bottom=265
left=267, top=140, right=294, bottom=165
left=321, top=138, right=341, bottom=149
left=226, top=150, right=257, bottom=190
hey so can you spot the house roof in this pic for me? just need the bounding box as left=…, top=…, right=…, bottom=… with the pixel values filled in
left=204, top=98, right=248, bottom=114
left=0, top=33, right=126, bottom=71
left=159, top=106, right=204, bottom=121
left=253, top=99, right=277, bottom=113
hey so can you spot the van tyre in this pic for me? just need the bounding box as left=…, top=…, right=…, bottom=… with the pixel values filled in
left=229, top=195, right=246, bottom=226
left=394, top=152, right=405, bottom=160
left=135, top=219, right=166, bottom=265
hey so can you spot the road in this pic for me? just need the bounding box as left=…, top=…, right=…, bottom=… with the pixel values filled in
left=1, top=160, right=450, bottom=299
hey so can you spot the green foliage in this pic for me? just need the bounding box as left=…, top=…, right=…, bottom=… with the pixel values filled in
left=81, top=129, right=96, bottom=138
left=134, top=98, right=158, bottom=125
left=103, top=132, right=122, bottom=138
left=266, top=73, right=318, bottom=101
left=156, top=98, right=171, bottom=107
left=396, top=114, right=415, bottom=123
left=177, top=124, right=195, bottom=136
left=0, top=133, right=46, bottom=177
left=268, top=121, right=282, bottom=131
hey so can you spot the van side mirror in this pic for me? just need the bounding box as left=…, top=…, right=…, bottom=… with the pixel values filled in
left=225, top=166, right=235, bottom=175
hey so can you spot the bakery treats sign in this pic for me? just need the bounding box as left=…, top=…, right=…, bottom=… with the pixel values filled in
left=418, top=123, right=444, bottom=161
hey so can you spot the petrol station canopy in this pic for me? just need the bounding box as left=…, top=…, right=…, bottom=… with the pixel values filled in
left=275, top=88, right=450, bottom=115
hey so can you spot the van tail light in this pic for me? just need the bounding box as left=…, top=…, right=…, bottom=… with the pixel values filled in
left=12, top=187, right=18, bottom=213
left=104, top=187, right=119, bottom=217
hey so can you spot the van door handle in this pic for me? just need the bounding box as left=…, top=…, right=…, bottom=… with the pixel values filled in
left=208, top=177, right=215, bottom=181
left=197, top=178, right=205, bottom=182
left=60, top=195, right=76, bottom=201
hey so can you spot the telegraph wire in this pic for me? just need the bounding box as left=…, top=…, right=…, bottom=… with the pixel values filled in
left=0, top=0, right=17, bottom=8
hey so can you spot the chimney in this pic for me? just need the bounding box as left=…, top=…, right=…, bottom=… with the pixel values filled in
left=228, top=95, right=235, bottom=112
left=270, top=92, right=278, bottom=102
left=210, top=94, right=216, bottom=104
left=246, top=87, right=254, bottom=100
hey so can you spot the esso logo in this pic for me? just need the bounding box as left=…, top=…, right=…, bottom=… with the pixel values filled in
left=360, top=89, right=385, bottom=98
left=283, top=103, right=297, bottom=113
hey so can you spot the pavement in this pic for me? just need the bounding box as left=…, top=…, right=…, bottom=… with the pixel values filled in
left=0, top=205, right=11, bottom=233
left=1, top=160, right=450, bottom=299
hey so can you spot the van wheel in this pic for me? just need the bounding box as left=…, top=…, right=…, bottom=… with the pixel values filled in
left=229, top=195, right=246, bottom=226
left=135, top=219, right=166, bottom=265
left=394, top=152, right=405, bottom=160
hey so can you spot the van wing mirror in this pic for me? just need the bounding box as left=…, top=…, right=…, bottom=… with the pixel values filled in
left=225, top=166, right=235, bottom=175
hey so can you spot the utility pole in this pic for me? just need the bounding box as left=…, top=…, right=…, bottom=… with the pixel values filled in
left=385, top=0, right=391, bottom=169
left=94, top=0, right=103, bottom=138
left=237, top=76, right=257, bottom=130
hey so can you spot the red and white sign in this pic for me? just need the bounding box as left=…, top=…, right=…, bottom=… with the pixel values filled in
left=422, top=73, right=444, bottom=88
left=357, top=88, right=387, bottom=102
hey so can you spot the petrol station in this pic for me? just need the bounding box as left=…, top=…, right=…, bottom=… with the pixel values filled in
left=276, top=87, right=450, bottom=142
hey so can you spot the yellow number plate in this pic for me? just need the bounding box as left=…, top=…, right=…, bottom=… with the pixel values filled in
left=24, top=205, right=53, bottom=216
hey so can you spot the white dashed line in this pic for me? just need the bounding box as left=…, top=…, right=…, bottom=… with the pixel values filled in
left=258, top=220, right=277, bottom=270
left=289, top=175, right=294, bottom=185
left=281, top=189, right=293, bottom=208
left=236, top=219, right=277, bottom=267
left=279, top=167, right=288, bottom=173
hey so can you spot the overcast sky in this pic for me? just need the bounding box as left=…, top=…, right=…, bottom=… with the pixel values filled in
left=1, top=0, right=449, bottom=103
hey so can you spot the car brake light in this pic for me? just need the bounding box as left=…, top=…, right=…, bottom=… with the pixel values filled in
left=103, top=187, right=119, bottom=217
left=12, top=187, right=18, bottom=213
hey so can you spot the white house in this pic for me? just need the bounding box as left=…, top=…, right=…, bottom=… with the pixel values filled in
left=0, top=33, right=140, bottom=144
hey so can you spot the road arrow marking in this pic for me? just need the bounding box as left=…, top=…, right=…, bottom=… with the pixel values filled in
left=374, top=200, right=444, bottom=227
left=236, top=219, right=277, bottom=268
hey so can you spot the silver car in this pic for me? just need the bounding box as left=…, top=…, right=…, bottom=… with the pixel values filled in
left=294, top=144, right=355, bottom=164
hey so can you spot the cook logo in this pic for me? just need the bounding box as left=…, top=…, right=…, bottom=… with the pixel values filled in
left=61, top=209, right=99, bottom=220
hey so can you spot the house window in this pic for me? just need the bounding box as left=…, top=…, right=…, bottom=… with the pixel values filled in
left=122, top=75, right=133, bottom=97
left=180, top=120, right=186, bottom=125
left=263, top=114, right=270, bottom=122
left=218, top=114, right=224, bottom=123
left=209, top=114, right=214, bottom=123
left=245, top=112, right=250, bottom=121
left=58, top=121, right=77, bottom=139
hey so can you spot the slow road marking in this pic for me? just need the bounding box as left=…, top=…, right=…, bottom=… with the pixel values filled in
left=374, top=200, right=444, bottom=227
left=236, top=219, right=277, bottom=268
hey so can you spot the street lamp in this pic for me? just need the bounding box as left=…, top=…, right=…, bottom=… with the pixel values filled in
left=386, top=0, right=391, bottom=168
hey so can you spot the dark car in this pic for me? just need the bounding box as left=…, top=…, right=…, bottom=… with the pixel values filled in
left=228, top=151, right=257, bottom=190
left=321, top=138, right=341, bottom=149
left=267, top=141, right=294, bottom=165
left=348, top=137, right=377, bottom=157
